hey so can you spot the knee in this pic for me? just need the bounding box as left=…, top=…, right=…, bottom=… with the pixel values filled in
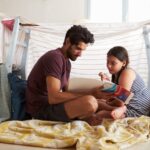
left=84, top=95, right=98, bottom=114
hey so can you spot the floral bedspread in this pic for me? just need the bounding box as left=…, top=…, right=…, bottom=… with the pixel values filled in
left=0, top=116, right=150, bottom=150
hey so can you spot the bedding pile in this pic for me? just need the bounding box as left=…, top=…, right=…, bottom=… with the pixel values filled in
left=0, top=116, right=150, bottom=150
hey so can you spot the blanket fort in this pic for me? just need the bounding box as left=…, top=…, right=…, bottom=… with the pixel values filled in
left=0, top=116, right=150, bottom=149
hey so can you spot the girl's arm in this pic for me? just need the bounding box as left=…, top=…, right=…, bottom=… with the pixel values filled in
left=118, top=68, right=136, bottom=91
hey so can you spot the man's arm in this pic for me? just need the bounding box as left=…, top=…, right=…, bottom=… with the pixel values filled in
left=46, top=76, right=113, bottom=104
left=46, top=76, right=86, bottom=104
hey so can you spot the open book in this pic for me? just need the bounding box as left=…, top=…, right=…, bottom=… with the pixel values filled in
left=101, top=82, right=134, bottom=104
left=68, top=77, right=103, bottom=91
left=68, top=77, right=134, bottom=104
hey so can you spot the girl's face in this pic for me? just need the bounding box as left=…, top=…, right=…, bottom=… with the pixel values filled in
left=107, top=55, right=126, bottom=74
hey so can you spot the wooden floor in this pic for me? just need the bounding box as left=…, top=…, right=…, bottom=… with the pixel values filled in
left=0, top=142, right=150, bottom=150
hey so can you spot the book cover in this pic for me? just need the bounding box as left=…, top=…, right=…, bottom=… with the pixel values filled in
left=101, top=82, right=134, bottom=104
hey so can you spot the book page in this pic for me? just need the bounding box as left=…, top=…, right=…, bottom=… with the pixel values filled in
left=68, top=77, right=103, bottom=91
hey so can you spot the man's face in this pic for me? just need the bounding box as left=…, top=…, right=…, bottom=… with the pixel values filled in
left=66, top=41, right=88, bottom=61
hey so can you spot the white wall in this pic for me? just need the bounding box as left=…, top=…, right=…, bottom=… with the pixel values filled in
left=0, top=0, right=87, bottom=23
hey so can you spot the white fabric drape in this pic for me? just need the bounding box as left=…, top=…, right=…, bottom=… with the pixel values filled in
left=0, top=64, right=11, bottom=121
left=25, top=21, right=150, bottom=88
left=1, top=17, right=150, bottom=86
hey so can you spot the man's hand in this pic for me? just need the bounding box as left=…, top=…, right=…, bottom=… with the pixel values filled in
left=92, top=86, right=113, bottom=99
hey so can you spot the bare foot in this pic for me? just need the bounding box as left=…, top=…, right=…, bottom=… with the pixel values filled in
left=84, top=110, right=113, bottom=126
left=82, top=114, right=100, bottom=126
left=96, top=110, right=112, bottom=119
left=107, top=97, right=124, bottom=107
left=111, top=105, right=126, bottom=119
left=98, top=100, right=116, bottom=111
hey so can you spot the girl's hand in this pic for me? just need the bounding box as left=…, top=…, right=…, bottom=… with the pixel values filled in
left=99, top=72, right=110, bottom=81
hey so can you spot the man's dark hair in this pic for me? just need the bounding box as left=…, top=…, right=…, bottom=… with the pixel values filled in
left=64, top=25, right=94, bottom=45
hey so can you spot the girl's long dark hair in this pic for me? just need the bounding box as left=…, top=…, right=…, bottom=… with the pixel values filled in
left=107, top=46, right=129, bottom=84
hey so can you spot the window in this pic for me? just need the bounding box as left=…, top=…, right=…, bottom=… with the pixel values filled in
left=128, top=0, right=150, bottom=22
left=88, top=0, right=150, bottom=23
left=89, top=0, right=122, bottom=23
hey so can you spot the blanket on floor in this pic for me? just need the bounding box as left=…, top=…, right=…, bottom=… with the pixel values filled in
left=0, top=116, right=150, bottom=150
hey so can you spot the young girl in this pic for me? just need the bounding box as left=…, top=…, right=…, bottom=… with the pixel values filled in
left=99, top=46, right=150, bottom=117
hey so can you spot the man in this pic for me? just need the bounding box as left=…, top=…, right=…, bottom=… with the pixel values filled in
left=26, top=25, right=125, bottom=125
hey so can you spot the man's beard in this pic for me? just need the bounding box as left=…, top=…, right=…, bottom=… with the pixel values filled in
left=69, top=55, right=77, bottom=61
left=67, top=49, right=77, bottom=61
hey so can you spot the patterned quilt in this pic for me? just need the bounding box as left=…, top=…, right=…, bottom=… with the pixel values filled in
left=0, top=116, right=150, bottom=150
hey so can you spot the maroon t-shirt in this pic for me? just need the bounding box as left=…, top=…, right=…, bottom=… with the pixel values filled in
left=26, top=48, right=71, bottom=115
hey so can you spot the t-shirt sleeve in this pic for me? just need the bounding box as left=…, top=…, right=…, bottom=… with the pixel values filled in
left=42, top=53, right=63, bottom=80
